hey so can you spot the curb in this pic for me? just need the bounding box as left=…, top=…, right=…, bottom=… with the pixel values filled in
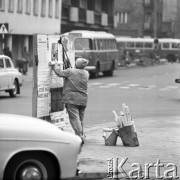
left=67, top=172, right=107, bottom=180
left=85, top=121, right=116, bottom=133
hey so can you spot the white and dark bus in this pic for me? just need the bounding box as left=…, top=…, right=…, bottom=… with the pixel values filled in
left=65, top=30, right=119, bottom=78
left=116, top=37, right=180, bottom=64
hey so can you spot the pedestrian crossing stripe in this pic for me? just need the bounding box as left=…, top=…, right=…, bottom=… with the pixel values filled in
left=0, top=24, right=8, bottom=34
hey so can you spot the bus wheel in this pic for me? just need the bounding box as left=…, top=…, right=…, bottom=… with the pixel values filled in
left=91, top=63, right=99, bottom=78
left=103, top=62, right=114, bottom=77
left=166, top=54, right=176, bottom=62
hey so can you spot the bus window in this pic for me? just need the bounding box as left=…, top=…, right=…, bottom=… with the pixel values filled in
left=144, top=42, right=153, bottom=49
left=96, top=39, right=100, bottom=50
left=126, top=42, right=135, bottom=48
left=93, top=39, right=96, bottom=50
left=172, top=43, right=178, bottom=49
left=105, top=39, right=109, bottom=50
left=103, top=39, right=107, bottom=50
left=109, top=39, right=112, bottom=49
left=117, top=42, right=125, bottom=50
left=162, top=43, right=169, bottom=49
left=136, top=42, right=143, bottom=49
left=106, top=39, right=110, bottom=50
left=113, top=39, right=117, bottom=49
left=100, top=39, right=104, bottom=50
left=74, top=38, right=92, bottom=50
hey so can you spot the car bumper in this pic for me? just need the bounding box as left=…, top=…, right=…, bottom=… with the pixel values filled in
left=85, top=66, right=96, bottom=71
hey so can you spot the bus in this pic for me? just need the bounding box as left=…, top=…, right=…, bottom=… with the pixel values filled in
left=159, top=38, right=180, bottom=62
left=64, top=30, right=119, bottom=78
left=116, top=37, right=180, bottom=65
left=116, top=37, right=155, bottom=66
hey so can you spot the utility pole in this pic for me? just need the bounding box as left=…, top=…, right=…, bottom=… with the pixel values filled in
left=154, top=0, right=157, bottom=38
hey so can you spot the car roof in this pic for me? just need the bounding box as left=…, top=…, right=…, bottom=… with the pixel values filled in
left=0, top=54, right=11, bottom=59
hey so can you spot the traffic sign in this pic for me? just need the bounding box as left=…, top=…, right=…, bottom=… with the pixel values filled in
left=0, top=23, right=8, bottom=34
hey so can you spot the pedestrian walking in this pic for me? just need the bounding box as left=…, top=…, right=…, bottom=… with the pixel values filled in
left=49, top=57, right=89, bottom=144
left=3, top=47, right=12, bottom=58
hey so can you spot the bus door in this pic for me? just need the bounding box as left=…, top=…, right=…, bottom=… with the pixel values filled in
left=101, top=39, right=109, bottom=70
left=96, top=39, right=104, bottom=71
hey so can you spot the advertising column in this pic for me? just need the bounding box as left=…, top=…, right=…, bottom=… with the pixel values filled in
left=32, top=34, right=75, bottom=130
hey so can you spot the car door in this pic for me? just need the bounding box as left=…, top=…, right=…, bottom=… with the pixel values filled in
left=0, top=57, right=9, bottom=90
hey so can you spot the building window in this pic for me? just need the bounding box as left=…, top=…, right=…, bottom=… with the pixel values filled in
left=144, top=0, right=151, bottom=5
left=33, top=0, right=38, bottom=16
left=95, top=0, right=101, bottom=12
left=41, top=0, right=46, bottom=17
left=8, top=0, right=14, bottom=12
left=48, top=0, right=52, bottom=17
left=0, top=0, right=5, bottom=11
left=26, top=0, right=31, bottom=14
left=145, top=12, right=151, bottom=24
left=80, top=0, right=87, bottom=9
left=117, top=12, right=128, bottom=24
left=62, top=0, right=71, bottom=6
left=17, top=0, right=23, bottom=13
left=55, top=0, right=59, bottom=18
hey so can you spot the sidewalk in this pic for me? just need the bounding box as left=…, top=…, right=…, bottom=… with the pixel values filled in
left=25, top=64, right=180, bottom=179
left=70, top=116, right=180, bottom=179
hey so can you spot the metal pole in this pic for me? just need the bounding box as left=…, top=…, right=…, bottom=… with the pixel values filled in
left=154, top=0, right=157, bottom=38
left=2, top=34, right=5, bottom=50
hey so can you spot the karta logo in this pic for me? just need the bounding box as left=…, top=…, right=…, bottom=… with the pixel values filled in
left=107, top=158, right=179, bottom=179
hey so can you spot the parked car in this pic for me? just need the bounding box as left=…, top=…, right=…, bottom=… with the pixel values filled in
left=0, top=114, right=82, bottom=180
left=0, top=55, right=23, bottom=97
left=175, top=78, right=180, bottom=84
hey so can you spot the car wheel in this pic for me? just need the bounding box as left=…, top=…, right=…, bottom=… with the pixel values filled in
left=9, top=80, right=18, bottom=97
left=4, top=153, right=59, bottom=180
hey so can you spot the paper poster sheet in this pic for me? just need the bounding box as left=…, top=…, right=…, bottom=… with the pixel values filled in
left=37, top=70, right=51, bottom=118
left=61, top=35, right=75, bottom=68
left=49, top=40, right=64, bottom=88
left=50, top=109, right=74, bottom=133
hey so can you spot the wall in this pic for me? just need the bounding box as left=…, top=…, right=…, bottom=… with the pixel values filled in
left=0, top=0, right=61, bottom=35
left=113, top=0, right=144, bottom=37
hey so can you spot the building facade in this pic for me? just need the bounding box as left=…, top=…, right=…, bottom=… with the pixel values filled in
left=162, top=0, right=180, bottom=38
left=0, top=0, right=115, bottom=66
left=0, top=0, right=62, bottom=65
left=61, top=0, right=115, bottom=33
left=113, top=0, right=163, bottom=38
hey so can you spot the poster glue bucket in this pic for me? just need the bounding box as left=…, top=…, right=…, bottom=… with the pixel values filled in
left=103, top=128, right=118, bottom=146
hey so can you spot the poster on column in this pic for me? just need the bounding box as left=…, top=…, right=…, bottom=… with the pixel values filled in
left=36, top=34, right=64, bottom=118
left=34, top=34, right=75, bottom=131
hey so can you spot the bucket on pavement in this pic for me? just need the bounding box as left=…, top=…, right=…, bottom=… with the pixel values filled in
left=103, top=128, right=118, bottom=146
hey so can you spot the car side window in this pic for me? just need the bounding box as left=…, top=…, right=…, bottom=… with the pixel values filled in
left=0, top=59, right=4, bottom=68
left=5, top=59, right=11, bottom=68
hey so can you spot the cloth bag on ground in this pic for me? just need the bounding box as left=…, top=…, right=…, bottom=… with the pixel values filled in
left=118, top=125, right=139, bottom=147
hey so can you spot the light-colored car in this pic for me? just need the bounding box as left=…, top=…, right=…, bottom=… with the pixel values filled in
left=0, top=114, right=82, bottom=180
left=0, top=55, right=23, bottom=97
